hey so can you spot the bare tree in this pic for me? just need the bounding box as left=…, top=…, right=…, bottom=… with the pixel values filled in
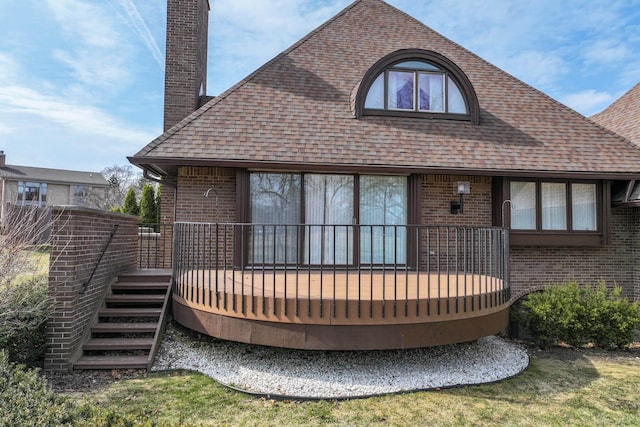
left=0, top=204, right=56, bottom=365
left=99, top=164, right=142, bottom=211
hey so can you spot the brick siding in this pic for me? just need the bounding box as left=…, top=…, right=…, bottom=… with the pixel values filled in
left=510, top=207, right=640, bottom=300
left=164, top=0, right=209, bottom=131
left=45, top=207, right=138, bottom=372
left=170, top=168, right=639, bottom=301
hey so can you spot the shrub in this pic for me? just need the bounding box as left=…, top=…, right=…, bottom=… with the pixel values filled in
left=122, top=187, right=140, bottom=216
left=139, top=184, right=157, bottom=227
left=0, top=350, right=78, bottom=426
left=0, top=351, right=153, bottom=426
left=521, top=282, right=640, bottom=349
left=0, top=276, right=49, bottom=367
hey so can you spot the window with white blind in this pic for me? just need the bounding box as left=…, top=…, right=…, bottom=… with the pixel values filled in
left=509, top=180, right=598, bottom=233
left=249, top=173, right=408, bottom=266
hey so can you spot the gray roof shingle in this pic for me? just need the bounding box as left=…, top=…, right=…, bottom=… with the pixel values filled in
left=0, top=164, right=108, bottom=186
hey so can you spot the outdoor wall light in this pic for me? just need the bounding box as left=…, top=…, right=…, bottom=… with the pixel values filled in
left=450, top=181, right=471, bottom=214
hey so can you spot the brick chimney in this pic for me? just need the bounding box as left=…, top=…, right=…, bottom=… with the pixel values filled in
left=0, top=151, right=5, bottom=168
left=164, top=0, right=210, bottom=132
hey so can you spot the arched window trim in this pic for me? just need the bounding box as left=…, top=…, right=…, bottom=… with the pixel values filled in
left=355, top=49, right=480, bottom=124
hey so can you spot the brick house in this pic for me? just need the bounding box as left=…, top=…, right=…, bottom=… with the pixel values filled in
left=128, top=0, right=640, bottom=350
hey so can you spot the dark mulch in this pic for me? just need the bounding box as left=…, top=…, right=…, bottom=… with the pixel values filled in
left=45, top=369, right=148, bottom=396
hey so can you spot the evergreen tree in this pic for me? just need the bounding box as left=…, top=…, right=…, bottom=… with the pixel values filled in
left=155, top=185, right=162, bottom=224
left=122, top=187, right=140, bottom=216
left=139, top=184, right=157, bottom=226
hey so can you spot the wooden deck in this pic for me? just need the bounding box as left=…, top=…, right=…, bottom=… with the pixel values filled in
left=173, top=269, right=510, bottom=350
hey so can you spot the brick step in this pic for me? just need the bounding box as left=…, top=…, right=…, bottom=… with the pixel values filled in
left=105, top=294, right=166, bottom=305
left=74, top=355, right=149, bottom=370
left=83, top=337, right=154, bottom=351
left=112, top=281, right=170, bottom=292
left=98, top=307, right=163, bottom=318
left=91, top=322, right=158, bottom=333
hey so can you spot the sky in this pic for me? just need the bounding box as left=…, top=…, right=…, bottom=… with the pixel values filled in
left=1, top=0, right=639, bottom=173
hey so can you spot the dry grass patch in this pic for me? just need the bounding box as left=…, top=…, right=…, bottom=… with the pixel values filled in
left=66, top=348, right=640, bottom=426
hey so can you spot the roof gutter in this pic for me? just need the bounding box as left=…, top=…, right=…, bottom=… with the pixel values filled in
left=128, top=156, right=640, bottom=181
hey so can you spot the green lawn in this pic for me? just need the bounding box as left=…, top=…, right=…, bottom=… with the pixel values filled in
left=11, top=246, right=49, bottom=286
left=71, top=348, right=640, bottom=426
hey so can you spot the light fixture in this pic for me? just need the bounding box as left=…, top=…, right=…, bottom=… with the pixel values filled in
left=450, top=181, right=470, bottom=214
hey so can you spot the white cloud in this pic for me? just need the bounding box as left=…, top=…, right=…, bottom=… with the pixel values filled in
left=208, top=0, right=345, bottom=93
left=505, top=50, right=570, bottom=90
left=583, top=39, right=631, bottom=65
left=0, top=52, right=19, bottom=83
left=561, top=89, right=614, bottom=116
left=0, top=85, right=156, bottom=143
left=114, top=0, right=164, bottom=69
left=45, top=0, right=119, bottom=49
left=0, top=123, right=13, bottom=135
left=44, top=0, right=134, bottom=90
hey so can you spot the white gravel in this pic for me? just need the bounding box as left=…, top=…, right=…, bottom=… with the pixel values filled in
left=152, top=322, right=529, bottom=399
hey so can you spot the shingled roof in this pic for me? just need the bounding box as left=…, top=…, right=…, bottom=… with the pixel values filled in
left=130, top=0, right=640, bottom=179
left=0, top=164, right=108, bottom=187
left=591, top=82, right=640, bottom=146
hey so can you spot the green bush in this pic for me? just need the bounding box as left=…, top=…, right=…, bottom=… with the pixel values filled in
left=522, top=282, right=640, bottom=349
left=0, top=350, right=77, bottom=426
left=0, top=351, right=153, bottom=426
left=122, top=187, right=140, bottom=216
left=139, top=184, right=157, bottom=227
left=0, top=276, right=49, bottom=367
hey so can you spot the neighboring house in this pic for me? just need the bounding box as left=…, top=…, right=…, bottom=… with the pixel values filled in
left=129, top=0, right=640, bottom=350
left=0, top=151, right=108, bottom=225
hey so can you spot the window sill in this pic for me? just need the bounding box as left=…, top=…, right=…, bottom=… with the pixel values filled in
left=509, top=231, right=603, bottom=247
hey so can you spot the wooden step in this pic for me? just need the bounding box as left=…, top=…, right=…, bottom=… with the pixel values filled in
left=84, top=337, right=154, bottom=351
left=117, top=270, right=171, bottom=283
left=98, top=307, right=163, bottom=317
left=105, top=294, right=166, bottom=305
left=74, top=355, right=148, bottom=370
left=112, top=282, right=170, bottom=292
left=91, top=322, right=158, bottom=333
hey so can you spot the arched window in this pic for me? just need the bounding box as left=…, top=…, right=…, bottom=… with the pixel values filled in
left=356, top=50, right=479, bottom=124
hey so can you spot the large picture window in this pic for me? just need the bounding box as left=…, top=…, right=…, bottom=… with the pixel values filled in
left=509, top=180, right=599, bottom=232
left=17, top=181, right=47, bottom=207
left=249, top=173, right=408, bottom=266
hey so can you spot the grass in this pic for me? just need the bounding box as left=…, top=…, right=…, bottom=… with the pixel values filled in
left=70, top=349, right=640, bottom=426
left=11, top=246, right=49, bottom=286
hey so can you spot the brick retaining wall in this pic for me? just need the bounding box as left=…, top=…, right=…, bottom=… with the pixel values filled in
left=45, top=207, right=138, bottom=372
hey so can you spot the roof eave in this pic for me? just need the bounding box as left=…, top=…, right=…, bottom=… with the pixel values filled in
left=127, top=156, right=640, bottom=180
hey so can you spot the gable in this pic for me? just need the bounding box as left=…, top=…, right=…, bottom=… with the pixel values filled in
left=130, top=0, right=640, bottom=179
left=591, top=82, right=640, bottom=146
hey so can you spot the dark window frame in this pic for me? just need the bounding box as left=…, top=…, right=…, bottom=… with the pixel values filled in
left=504, top=178, right=605, bottom=246
left=355, top=49, right=480, bottom=124
left=241, top=171, right=419, bottom=268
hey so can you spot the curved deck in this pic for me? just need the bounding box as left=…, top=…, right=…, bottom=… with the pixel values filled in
left=173, top=270, right=510, bottom=350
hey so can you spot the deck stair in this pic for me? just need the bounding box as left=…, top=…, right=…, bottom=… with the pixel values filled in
left=73, top=270, right=172, bottom=371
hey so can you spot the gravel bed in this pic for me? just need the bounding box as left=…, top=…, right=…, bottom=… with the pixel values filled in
left=152, top=322, right=529, bottom=399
